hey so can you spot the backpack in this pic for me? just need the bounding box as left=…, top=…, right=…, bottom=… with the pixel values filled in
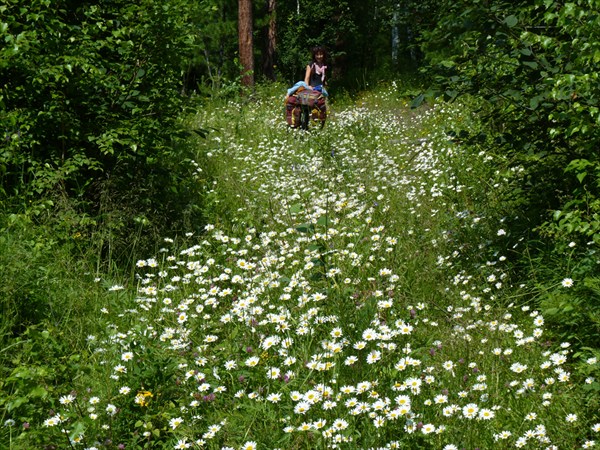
left=285, top=88, right=327, bottom=129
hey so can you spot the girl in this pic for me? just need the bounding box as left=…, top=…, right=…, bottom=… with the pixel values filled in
left=304, top=46, right=328, bottom=91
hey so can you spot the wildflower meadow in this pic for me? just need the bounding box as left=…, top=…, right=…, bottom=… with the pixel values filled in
left=2, top=84, right=599, bottom=449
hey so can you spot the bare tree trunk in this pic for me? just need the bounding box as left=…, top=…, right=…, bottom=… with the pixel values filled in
left=392, top=8, right=399, bottom=64
left=263, top=0, right=276, bottom=80
left=238, top=0, right=254, bottom=87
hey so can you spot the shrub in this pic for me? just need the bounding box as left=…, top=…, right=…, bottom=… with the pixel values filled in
left=0, top=0, right=207, bottom=259
left=416, top=0, right=600, bottom=352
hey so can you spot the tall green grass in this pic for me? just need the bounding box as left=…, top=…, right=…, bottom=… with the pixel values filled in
left=1, top=82, right=598, bottom=449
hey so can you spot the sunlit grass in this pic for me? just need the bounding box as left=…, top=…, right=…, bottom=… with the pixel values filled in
left=4, top=82, right=599, bottom=449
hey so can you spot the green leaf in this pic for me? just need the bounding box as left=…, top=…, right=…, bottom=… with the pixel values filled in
left=529, top=96, right=540, bottom=110
left=295, top=223, right=313, bottom=233
left=193, top=128, right=210, bottom=138
left=583, top=382, right=600, bottom=392
left=445, top=90, right=458, bottom=100
left=504, top=15, right=518, bottom=27
left=288, top=203, right=303, bottom=214
left=69, top=421, right=87, bottom=439
left=29, top=386, right=48, bottom=398
left=7, top=397, right=27, bottom=411
left=410, top=93, right=425, bottom=109
left=316, top=215, right=329, bottom=227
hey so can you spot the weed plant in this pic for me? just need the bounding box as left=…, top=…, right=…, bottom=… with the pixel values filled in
left=2, top=83, right=598, bottom=449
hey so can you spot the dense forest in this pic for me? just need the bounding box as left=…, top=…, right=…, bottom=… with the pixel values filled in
left=2, top=0, right=600, bottom=447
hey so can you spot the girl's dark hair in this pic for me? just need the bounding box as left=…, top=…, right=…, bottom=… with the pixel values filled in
left=311, top=46, right=328, bottom=62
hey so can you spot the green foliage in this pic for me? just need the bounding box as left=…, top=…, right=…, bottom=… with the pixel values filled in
left=274, top=0, right=423, bottom=88
left=418, top=0, right=600, bottom=222
left=540, top=277, right=600, bottom=345
left=0, top=81, right=598, bottom=448
left=89, top=0, right=427, bottom=93
left=184, top=0, right=240, bottom=92
left=1, top=0, right=207, bottom=259
left=0, top=325, right=92, bottom=447
left=415, top=0, right=600, bottom=352
left=276, top=0, right=358, bottom=83
left=0, top=213, right=100, bottom=340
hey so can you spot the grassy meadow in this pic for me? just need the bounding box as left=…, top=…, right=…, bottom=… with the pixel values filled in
left=2, top=83, right=599, bottom=449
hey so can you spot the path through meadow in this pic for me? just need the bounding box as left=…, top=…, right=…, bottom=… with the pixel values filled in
left=37, top=86, right=598, bottom=449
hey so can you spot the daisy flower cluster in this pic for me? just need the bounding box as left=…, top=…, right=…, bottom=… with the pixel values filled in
left=32, top=85, right=598, bottom=449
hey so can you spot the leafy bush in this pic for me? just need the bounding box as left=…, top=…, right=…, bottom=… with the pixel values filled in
left=0, top=213, right=99, bottom=338
left=416, top=0, right=600, bottom=351
left=1, top=0, right=207, bottom=258
left=0, top=325, right=92, bottom=447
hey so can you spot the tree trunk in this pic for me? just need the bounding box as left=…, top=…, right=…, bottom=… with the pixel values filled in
left=238, top=0, right=254, bottom=87
left=392, top=9, right=399, bottom=64
left=263, top=0, right=277, bottom=81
